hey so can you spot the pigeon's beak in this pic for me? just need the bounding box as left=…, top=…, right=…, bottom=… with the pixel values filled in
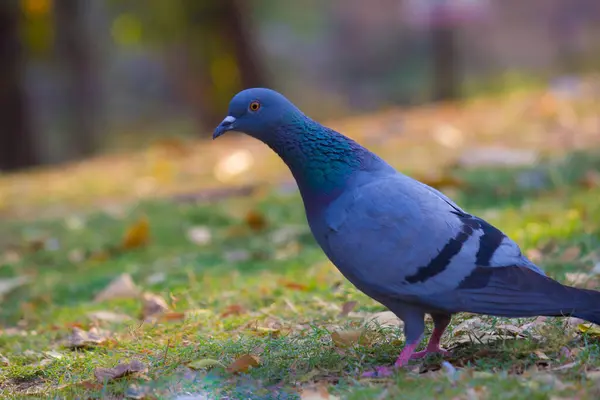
left=213, top=116, right=236, bottom=140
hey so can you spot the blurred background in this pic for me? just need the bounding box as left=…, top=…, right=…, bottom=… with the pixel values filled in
left=1, top=0, right=600, bottom=171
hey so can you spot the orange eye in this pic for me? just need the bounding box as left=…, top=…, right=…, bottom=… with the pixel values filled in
left=249, top=101, right=261, bottom=112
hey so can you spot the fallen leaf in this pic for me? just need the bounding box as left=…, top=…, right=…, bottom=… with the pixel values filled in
left=338, top=301, right=357, bottom=317
left=551, top=361, right=578, bottom=371
left=122, top=216, right=150, bottom=250
left=0, top=276, right=30, bottom=298
left=226, top=354, right=260, bottom=373
left=87, top=311, right=132, bottom=323
left=560, top=246, right=581, bottom=262
left=221, top=304, right=246, bottom=318
left=186, top=226, right=212, bottom=246
left=44, top=350, right=64, bottom=360
left=245, top=209, right=268, bottom=231
left=331, top=330, right=361, bottom=347
left=363, top=311, right=403, bottom=329
left=94, top=274, right=140, bottom=302
left=65, top=327, right=109, bottom=349
left=141, top=292, right=170, bottom=320
left=280, top=280, right=308, bottom=291
left=188, top=358, right=227, bottom=370
left=94, top=359, right=148, bottom=382
left=331, top=329, right=373, bottom=347
left=158, top=312, right=186, bottom=322
left=452, top=317, right=485, bottom=335
left=578, top=323, right=600, bottom=337
left=250, top=326, right=281, bottom=338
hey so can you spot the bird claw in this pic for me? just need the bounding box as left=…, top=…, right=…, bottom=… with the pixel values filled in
left=410, top=347, right=451, bottom=360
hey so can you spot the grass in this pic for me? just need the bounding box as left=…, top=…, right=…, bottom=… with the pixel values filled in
left=1, top=149, right=600, bottom=399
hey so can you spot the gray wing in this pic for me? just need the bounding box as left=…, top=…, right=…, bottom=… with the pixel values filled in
left=322, top=172, right=544, bottom=304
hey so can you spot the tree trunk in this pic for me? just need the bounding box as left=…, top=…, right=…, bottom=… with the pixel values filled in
left=431, top=25, right=459, bottom=101
left=176, top=0, right=266, bottom=131
left=0, top=0, right=39, bottom=171
left=53, top=0, right=100, bottom=159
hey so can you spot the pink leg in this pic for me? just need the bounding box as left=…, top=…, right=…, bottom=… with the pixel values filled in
left=361, top=342, right=419, bottom=377
left=411, top=314, right=451, bottom=360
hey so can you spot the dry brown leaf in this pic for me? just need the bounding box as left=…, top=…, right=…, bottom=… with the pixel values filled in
left=560, top=246, right=581, bottom=262
left=331, top=329, right=373, bottom=347
left=452, top=317, right=485, bottom=335
left=94, top=359, right=148, bottom=382
left=94, top=273, right=140, bottom=302
left=121, top=216, right=150, bottom=250
left=0, top=276, right=30, bottom=298
left=280, top=280, right=308, bottom=291
left=141, top=292, right=169, bottom=320
left=66, top=327, right=109, bottom=349
left=221, top=304, right=246, bottom=318
left=331, top=330, right=362, bottom=347
left=245, top=210, right=267, bottom=231
left=226, top=354, right=260, bottom=373
left=87, top=311, right=132, bottom=323
left=158, top=312, right=186, bottom=322
left=338, top=301, right=357, bottom=317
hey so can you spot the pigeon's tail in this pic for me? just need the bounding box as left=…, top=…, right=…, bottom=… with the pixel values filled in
left=426, top=265, right=600, bottom=324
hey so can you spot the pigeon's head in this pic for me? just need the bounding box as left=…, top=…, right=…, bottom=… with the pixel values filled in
left=213, top=88, right=301, bottom=141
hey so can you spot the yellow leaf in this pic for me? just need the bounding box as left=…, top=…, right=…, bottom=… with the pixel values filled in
left=578, top=323, right=600, bottom=337
left=94, top=274, right=140, bottom=302
left=251, top=327, right=281, bottom=338
left=122, top=216, right=150, bottom=250
left=188, top=358, right=227, bottom=370
left=227, top=354, right=260, bottom=373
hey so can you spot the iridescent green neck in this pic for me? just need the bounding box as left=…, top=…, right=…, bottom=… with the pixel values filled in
left=266, top=116, right=366, bottom=197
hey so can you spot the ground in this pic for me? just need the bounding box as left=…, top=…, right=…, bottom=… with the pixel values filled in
left=1, top=83, right=600, bottom=399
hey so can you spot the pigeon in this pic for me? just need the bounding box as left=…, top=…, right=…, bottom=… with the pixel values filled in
left=213, top=88, right=600, bottom=376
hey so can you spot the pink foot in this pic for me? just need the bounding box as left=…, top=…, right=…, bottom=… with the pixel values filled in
left=362, top=342, right=417, bottom=378
left=410, top=347, right=452, bottom=360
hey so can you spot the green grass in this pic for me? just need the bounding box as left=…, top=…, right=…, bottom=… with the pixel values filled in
left=1, top=151, right=600, bottom=399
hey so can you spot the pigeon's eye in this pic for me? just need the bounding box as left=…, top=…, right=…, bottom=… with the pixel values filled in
left=249, top=101, right=261, bottom=112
